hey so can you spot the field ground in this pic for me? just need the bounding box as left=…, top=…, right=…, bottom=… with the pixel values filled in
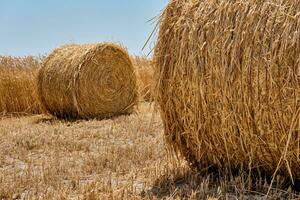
left=0, top=103, right=299, bottom=200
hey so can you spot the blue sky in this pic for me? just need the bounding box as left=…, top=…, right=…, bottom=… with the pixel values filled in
left=0, top=0, right=168, bottom=57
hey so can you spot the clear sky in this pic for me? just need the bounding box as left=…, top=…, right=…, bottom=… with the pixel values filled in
left=0, top=0, right=168, bottom=57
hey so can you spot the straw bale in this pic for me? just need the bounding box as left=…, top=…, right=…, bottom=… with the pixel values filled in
left=154, top=0, right=300, bottom=179
left=38, top=43, right=137, bottom=119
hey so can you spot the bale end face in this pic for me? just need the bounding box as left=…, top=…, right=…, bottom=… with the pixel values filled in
left=38, top=43, right=138, bottom=119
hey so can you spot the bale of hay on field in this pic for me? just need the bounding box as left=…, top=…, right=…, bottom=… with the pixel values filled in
left=38, top=43, right=138, bottom=119
left=132, top=56, right=154, bottom=102
left=154, top=0, right=300, bottom=179
left=0, top=56, right=43, bottom=114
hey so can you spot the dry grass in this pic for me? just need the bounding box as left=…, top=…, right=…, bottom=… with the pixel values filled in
left=0, top=56, right=43, bottom=115
left=0, top=103, right=299, bottom=199
left=38, top=43, right=138, bottom=119
left=132, top=56, right=154, bottom=102
left=154, top=0, right=300, bottom=185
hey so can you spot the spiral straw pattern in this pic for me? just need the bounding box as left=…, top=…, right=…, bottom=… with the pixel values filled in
left=38, top=43, right=137, bottom=119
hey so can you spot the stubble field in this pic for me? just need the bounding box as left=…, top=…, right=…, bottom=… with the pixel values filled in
left=0, top=103, right=299, bottom=200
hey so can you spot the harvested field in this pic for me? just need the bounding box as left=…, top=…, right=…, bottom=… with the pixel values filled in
left=1, top=0, right=300, bottom=198
left=0, top=103, right=299, bottom=199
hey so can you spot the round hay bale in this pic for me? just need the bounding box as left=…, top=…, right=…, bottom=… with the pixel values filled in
left=154, top=0, right=300, bottom=179
left=132, top=56, right=154, bottom=102
left=38, top=43, right=138, bottom=119
left=0, top=56, right=43, bottom=115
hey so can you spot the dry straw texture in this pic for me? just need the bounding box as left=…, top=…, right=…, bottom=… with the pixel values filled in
left=38, top=43, right=137, bottom=119
left=132, top=56, right=154, bottom=102
left=154, top=0, right=300, bottom=181
left=0, top=56, right=42, bottom=114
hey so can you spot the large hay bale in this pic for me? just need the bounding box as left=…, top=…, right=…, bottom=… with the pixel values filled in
left=154, top=0, right=300, bottom=179
left=38, top=43, right=138, bottom=119
left=0, top=56, right=43, bottom=114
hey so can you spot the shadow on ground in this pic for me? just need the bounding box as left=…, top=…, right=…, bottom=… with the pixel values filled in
left=32, top=117, right=81, bottom=125
left=144, top=169, right=300, bottom=199
left=31, top=113, right=134, bottom=125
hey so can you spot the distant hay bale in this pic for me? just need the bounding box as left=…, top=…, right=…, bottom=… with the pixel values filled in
left=38, top=43, right=138, bottom=119
left=154, top=0, right=300, bottom=179
left=132, top=56, right=154, bottom=102
left=0, top=56, right=43, bottom=115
